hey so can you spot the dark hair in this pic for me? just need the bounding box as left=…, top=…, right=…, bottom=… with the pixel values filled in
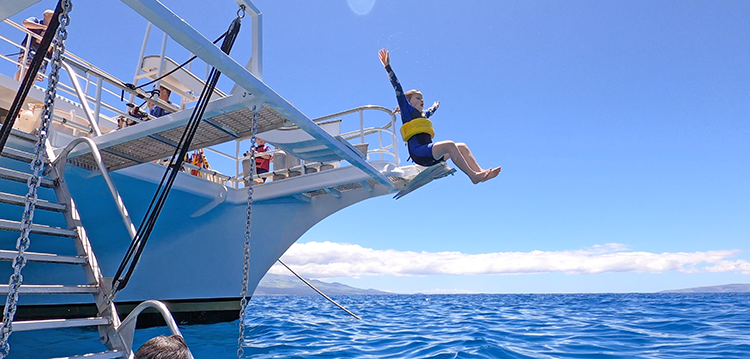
left=134, top=335, right=190, bottom=359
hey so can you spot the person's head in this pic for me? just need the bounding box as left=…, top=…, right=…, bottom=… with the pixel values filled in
left=405, top=89, right=424, bottom=112
left=256, top=138, right=266, bottom=146
left=134, top=335, right=190, bottom=359
left=158, top=86, right=171, bottom=102
left=42, top=10, right=54, bottom=25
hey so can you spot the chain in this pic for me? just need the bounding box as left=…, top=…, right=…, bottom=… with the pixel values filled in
left=0, top=2, right=71, bottom=357
left=237, top=105, right=258, bottom=358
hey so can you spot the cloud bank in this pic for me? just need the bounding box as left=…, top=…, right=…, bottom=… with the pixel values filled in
left=268, top=242, right=750, bottom=278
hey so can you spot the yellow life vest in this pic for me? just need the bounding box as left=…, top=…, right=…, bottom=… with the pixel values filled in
left=400, top=118, right=435, bottom=142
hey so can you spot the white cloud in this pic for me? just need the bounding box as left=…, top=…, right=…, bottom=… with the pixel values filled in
left=268, top=241, right=750, bottom=278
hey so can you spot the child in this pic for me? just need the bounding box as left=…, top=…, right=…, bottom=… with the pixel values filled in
left=378, top=49, right=501, bottom=184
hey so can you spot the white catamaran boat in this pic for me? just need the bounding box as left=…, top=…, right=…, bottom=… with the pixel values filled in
left=0, top=0, right=453, bottom=356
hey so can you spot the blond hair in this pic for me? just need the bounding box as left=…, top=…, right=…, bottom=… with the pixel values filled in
left=393, top=89, right=423, bottom=114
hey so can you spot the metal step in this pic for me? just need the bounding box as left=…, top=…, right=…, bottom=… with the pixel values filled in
left=0, top=191, right=67, bottom=212
left=0, top=284, right=98, bottom=295
left=8, top=129, right=38, bottom=143
left=0, top=218, right=77, bottom=237
left=0, top=249, right=87, bottom=265
left=51, top=351, right=125, bottom=359
left=0, top=147, right=36, bottom=163
left=0, top=317, right=111, bottom=332
left=0, top=167, right=55, bottom=188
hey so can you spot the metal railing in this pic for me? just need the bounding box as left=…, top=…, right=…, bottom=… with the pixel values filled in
left=51, top=137, right=138, bottom=240
left=118, top=300, right=193, bottom=358
left=1, top=19, right=227, bottom=137
left=182, top=105, right=401, bottom=188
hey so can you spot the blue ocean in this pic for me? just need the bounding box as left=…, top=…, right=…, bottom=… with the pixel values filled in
left=11, top=293, right=750, bottom=358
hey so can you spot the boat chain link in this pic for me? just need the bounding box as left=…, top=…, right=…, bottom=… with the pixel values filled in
left=0, top=1, right=72, bottom=357
left=238, top=105, right=258, bottom=358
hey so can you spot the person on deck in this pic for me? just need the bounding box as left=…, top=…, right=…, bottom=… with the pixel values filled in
left=249, top=138, right=273, bottom=183
left=378, top=48, right=501, bottom=184
left=14, top=9, right=55, bottom=81
left=148, top=86, right=172, bottom=117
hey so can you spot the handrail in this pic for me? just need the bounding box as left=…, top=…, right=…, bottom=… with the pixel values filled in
left=117, top=300, right=193, bottom=358
left=52, top=137, right=137, bottom=240
left=311, top=104, right=393, bottom=123
left=61, top=61, right=103, bottom=136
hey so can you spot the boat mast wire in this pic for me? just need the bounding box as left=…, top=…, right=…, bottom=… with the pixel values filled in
left=108, top=13, right=243, bottom=300
left=278, top=259, right=362, bottom=321
left=0, top=1, right=72, bottom=356
left=0, top=0, right=64, bottom=153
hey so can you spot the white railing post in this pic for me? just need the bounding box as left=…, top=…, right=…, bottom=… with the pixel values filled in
left=93, top=75, right=103, bottom=127
left=155, top=31, right=169, bottom=91
left=391, top=113, right=399, bottom=166
left=130, top=22, right=152, bottom=104
left=235, top=140, right=241, bottom=189
left=359, top=109, right=365, bottom=144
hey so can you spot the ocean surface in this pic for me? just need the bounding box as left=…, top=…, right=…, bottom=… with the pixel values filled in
left=10, top=293, right=750, bottom=358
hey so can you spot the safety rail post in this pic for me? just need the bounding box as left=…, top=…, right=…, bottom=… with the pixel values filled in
left=235, top=140, right=241, bottom=189
left=391, top=111, right=399, bottom=165
left=61, top=61, right=102, bottom=136
left=130, top=22, right=152, bottom=104
left=52, top=138, right=138, bottom=240
left=359, top=109, right=365, bottom=144
left=155, top=32, right=169, bottom=92
left=378, top=129, right=383, bottom=161
left=18, top=34, right=31, bottom=81
left=93, top=76, right=103, bottom=126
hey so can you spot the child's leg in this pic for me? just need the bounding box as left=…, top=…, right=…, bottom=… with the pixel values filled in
left=456, top=142, right=483, bottom=172
left=431, top=141, right=488, bottom=184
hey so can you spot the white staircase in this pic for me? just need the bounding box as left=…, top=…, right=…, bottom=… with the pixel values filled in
left=0, top=130, right=126, bottom=358
left=0, top=129, right=190, bottom=358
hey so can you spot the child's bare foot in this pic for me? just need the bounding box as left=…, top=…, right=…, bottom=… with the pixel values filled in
left=482, top=167, right=501, bottom=182
left=471, top=169, right=490, bottom=184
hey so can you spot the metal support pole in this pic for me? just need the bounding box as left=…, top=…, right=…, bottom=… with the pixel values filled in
left=130, top=22, right=152, bottom=104
left=93, top=75, right=103, bottom=127
left=235, top=140, right=240, bottom=189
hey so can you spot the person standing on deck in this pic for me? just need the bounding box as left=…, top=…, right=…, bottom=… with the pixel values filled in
left=14, top=9, right=55, bottom=81
left=378, top=49, right=501, bottom=184
left=249, top=138, right=273, bottom=183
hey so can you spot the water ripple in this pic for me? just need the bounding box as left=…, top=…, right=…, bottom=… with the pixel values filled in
left=8, top=293, right=750, bottom=358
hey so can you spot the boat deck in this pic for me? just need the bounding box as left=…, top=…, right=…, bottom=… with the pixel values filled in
left=67, top=103, right=290, bottom=171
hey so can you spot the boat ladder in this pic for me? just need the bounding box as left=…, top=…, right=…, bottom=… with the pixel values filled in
left=0, top=130, right=189, bottom=358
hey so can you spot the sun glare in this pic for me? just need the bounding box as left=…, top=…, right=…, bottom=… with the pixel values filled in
left=347, top=0, right=376, bottom=15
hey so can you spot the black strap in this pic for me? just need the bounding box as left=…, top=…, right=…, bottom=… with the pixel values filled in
left=110, top=16, right=242, bottom=295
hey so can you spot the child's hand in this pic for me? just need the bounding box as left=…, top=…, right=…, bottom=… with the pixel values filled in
left=378, top=48, right=390, bottom=67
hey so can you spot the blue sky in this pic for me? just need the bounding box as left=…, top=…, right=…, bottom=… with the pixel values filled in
left=13, top=0, right=750, bottom=293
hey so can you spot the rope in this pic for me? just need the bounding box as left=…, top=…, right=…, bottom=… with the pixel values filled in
left=278, top=259, right=361, bottom=320
left=108, top=14, right=243, bottom=302
left=0, top=1, right=71, bottom=357
left=133, top=31, right=228, bottom=91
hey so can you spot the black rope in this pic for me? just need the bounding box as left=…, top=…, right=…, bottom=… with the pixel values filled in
left=111, top=16, right=242, bottom=295
left=0, top=1, right=63, bottom=153
left=133, top=30, right=227, bottom=91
